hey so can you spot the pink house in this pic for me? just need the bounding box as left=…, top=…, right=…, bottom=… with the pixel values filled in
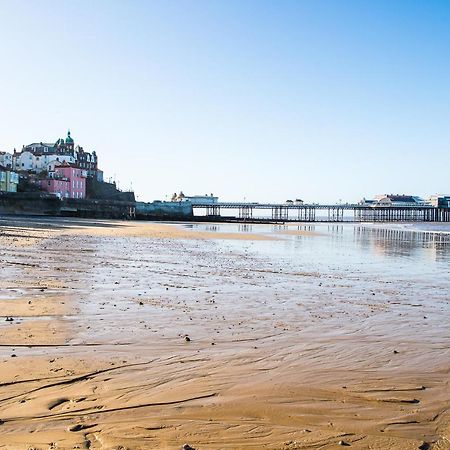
left=40, top=163, right=87, bottom=199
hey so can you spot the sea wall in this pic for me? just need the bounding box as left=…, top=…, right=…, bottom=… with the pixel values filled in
left=135, top=201, right=193, bottom=220
left=0, top=192, right=135, bottom=219
left=61, top=198, right=136, bottom=219
left=0, top=194, right=192, bottom=221
left=0, top=192, right=60, bottom=215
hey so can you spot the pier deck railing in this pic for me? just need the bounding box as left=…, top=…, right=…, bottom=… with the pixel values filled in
left=190, top=202, right=449, bottom=222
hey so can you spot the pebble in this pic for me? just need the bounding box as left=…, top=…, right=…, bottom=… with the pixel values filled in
left=182, top=445, right=195, bottom=450
left=338, top=441, right=350, bottom=446
left=418, top=443, right=430, bottom=450
left=185, top=336, right=191, bottom=342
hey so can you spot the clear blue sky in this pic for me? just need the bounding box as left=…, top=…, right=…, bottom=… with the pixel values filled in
left=0, top=0, right=449, bottom=202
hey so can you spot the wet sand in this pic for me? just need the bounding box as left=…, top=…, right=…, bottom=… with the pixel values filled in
left=63, top=221, right=278, bottom=241
left=0, top=217, right=449, bottom=449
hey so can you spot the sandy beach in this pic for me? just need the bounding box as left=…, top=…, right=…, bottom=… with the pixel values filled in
left=0, top=217, right=449, bottom=450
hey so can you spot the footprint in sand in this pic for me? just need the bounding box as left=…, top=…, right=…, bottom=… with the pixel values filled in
left=48, top=397, right=91, bottom=411
left=69, top=423, right=98, bottom=432
left=47, top=398, right=70, bottom=410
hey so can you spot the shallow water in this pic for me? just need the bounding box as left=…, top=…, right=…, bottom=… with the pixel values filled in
left=185, top=221, right=450, bottom=278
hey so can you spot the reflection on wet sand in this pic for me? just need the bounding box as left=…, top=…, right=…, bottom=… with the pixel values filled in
left=0, top=217, right=449, bottom=449
left=355, top=225, right=450, bottom=261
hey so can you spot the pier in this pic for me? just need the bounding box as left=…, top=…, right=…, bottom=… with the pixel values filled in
left=192, top=202, right=450, bottom=223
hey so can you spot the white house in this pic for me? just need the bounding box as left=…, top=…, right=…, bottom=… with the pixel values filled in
left=38, top=154, right=76, bottom=172
left=13, top=151, right=75, bottom=173
left=13, top=151, right=35, bottom=171
left=0, top=151, right=13, bottom=169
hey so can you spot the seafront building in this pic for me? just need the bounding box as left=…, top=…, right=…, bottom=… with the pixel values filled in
left=360, top=194, right=427, bottom=207
left=14, top=150, right=76, bottom=173
left=171, top=191, right=219, bottom=204
left=0, top=131, right=105, bottom=199
left=0, top=165, right=19, bottom=192
left=39, top=163, right=87, bottom=199
left=374, top=194, right=427, bottom=206
left=11, top=131, right=102, bottom=181
left=0, top=152, right=13, bottom=169
left=429, top=195, right=450, bottom=208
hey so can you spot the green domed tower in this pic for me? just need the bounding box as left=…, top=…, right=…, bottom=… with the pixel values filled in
left=65, top=130, right=74, bottom=152
left=65, top=130, right=74, bottom=144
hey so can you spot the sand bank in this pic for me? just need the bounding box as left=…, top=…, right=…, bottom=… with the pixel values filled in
left=63, top=221, right=277, bottom=241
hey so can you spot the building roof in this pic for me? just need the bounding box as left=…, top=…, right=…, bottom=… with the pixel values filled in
left=52, top=161, right=83, bottom=170
left=26, top=143, right=55, bottom=148
left=376, top=194, right=422, bottom=203
left=388, top=195, right=417, bottom=202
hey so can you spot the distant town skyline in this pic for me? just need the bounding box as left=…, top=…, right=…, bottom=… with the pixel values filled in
left=0, top=0, right=449, bottom=203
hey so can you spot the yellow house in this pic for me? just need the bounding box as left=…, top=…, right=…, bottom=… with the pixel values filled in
left=0, top=166, right=19, bottom=192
